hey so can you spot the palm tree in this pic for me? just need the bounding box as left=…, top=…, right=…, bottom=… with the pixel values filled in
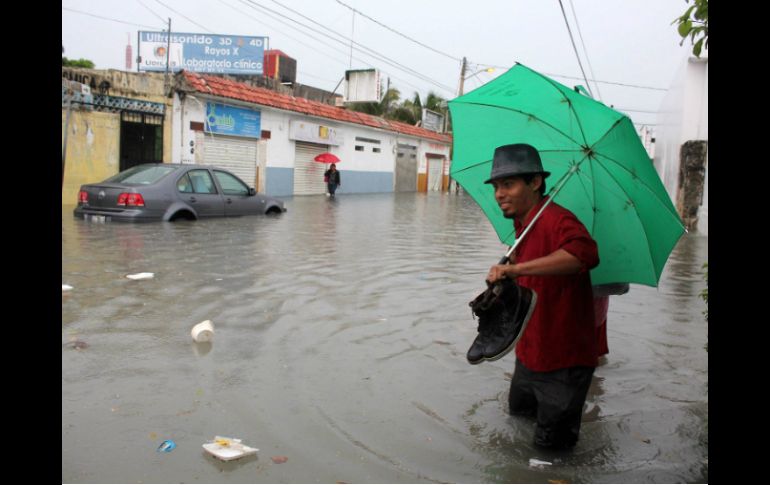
left=424, top=91, right=446, bottom=113
left=347, top=87, right=449, bottom=129
left=347, top=87, right=402, bottom=117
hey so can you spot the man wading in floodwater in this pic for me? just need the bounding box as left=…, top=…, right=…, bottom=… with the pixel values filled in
left=468, top=143, right=600, bottom=450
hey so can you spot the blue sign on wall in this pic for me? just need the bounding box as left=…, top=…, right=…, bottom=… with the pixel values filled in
left=138, top=32, right=266, bottom=75
left=205, top=103, right=261, bottom=138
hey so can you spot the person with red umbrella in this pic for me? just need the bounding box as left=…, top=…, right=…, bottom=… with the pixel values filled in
left=314, top=152, right=342, bottom=197
left=324, top=163, right=341, bottom=197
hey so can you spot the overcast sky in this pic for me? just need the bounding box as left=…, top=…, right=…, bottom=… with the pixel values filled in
left=62, top=0, right=700, bottom=129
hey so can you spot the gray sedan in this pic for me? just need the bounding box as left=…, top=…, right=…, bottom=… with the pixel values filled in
left=74, top=163, right=286, bottom=222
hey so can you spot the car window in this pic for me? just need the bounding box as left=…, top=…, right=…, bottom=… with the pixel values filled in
left=105, top=165, right=176, bottom=185
left=214, top=171, right=250, bottom=196
left=187, top=170, right=217, bottom=194
left=176, top=173, right=193, bottom=193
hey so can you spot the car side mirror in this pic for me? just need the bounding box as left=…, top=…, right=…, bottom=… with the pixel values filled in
left=249, top=188, right=257, bottom=196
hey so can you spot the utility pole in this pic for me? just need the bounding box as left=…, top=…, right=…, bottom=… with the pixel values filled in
left=62, top=95, right=73, bottom=190
left=458, top=56, right=467, bottom=96
left=165, top=18, right=171, bottom=95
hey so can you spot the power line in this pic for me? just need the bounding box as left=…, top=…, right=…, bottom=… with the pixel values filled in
left=476, top=63, right=668, bottom=92
left=62, top=7, right=163, bottom=30
left=263, top=0, right=456, bottom=93
left=255, top=0, right=455, bottom=94
left=568, top=0, right=602, bottom=102
left=333, top=0, right=462, bottom=62
left=152, top=0, right=214, bottom=33
left=223, top=0, right=429, bottom=95
left=135, top=0, right=166, bottom=24
left=557, top=0, right=593, bottom=98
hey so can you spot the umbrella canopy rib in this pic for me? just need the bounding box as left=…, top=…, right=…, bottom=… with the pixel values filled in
left=451, top=102, right=585, bottom=148
left=593, top=152, right=681, bottom=221
left=521, top=62, right=591, bottom=147
left=570, top=157, right=599, bottom=234
left=590, top=158, right=663, bottom=283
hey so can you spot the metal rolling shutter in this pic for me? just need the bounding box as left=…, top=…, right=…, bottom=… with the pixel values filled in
left=293, top=142, right=329, bottom=195
left=196, top=132, right=259, bottom=189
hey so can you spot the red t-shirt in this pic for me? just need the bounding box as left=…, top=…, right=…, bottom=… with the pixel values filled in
left=512, top=196, right=600, bottom=371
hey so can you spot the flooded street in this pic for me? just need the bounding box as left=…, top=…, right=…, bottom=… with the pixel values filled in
left=62, top=192, right=708, bottom=484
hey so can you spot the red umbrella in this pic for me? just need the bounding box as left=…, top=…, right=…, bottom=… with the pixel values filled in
left=313, top=152, right=341, bottom=163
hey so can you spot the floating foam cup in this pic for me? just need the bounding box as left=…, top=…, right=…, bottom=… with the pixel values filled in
left=191, top=320, right=214, bottom=343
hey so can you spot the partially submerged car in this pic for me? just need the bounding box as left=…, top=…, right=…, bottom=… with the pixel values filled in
left=74, top=163, right=286, bottom=222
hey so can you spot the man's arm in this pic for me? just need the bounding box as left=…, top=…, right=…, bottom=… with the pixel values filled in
left=487, top=249, right=584, bottom=284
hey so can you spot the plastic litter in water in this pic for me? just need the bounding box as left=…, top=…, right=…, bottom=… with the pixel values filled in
left=202, top=436, right=258, bottom=461
left=157, top=440, right=176, bottom=452
left=126, top=272, right=154, bottom=280
left=191, top=320, right=214, bottom=343
left=529, top=458, right=552, bottom=468
left=62, top=284, right=73, bottom=292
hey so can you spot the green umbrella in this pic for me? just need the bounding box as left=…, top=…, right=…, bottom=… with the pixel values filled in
left=448, top=63, right=685, bottom=287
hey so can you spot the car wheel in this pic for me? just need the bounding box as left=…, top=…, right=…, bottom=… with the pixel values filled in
left=169, top=210, right=196, bottom=221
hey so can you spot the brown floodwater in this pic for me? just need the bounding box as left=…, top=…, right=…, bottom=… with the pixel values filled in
left=62, top=192, right=707, bottom=483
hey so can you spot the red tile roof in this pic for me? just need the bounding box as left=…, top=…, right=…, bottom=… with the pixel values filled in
left=180, top=71, right=452, bottom=144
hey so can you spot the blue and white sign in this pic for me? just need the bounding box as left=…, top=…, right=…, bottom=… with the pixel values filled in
left=205, top=103, right=261, bottom=138
left=138, top=31, right=266, bottom=75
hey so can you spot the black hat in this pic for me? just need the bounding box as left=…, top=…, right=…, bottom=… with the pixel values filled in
left=484, top=143, right=551, bottom=184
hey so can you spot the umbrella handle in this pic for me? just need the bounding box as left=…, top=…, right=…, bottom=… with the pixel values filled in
left=497, top=255, right=509, bottom=265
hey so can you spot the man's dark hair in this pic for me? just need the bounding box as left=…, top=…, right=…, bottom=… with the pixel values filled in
left=521, top=173, right=547, bottom=196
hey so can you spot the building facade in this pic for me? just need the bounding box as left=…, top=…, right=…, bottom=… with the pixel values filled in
left=171, top=71, right=451, bottom=197
left=61, top=67, right=173, bottom=205
left=654, top=56, right=708, bottom=235
left=62, top=67, right=452, bottom=206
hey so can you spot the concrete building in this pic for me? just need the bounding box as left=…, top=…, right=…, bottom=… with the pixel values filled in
left=171, top=71, right=451, bottom=197
left=62, top=64, right=451, bottom=206
left=61, top=67, right=172, bottom=206
left=653, top=56, right=708, bottom=235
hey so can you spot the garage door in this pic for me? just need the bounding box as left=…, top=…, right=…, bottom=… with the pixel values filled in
left=196, top=132, right=258, bottom=188
left=395, top=143, right=418, bottom=192
left=294, top=141, right=330, bottom=195
left=427, top=157, right=445, bottom=191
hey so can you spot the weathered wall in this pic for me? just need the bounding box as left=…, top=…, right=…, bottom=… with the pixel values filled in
left=676, top=140, right=708, bottom=232
left=62, top=68, right=173, bottom=205
left=62, top=67, right=168, bottom=101
left=62, top=110, right=120, bottom=205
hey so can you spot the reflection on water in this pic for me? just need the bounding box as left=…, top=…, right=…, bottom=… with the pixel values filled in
left=63, top=193, right=707, bottom=483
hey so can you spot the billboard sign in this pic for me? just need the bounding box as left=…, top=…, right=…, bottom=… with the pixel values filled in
left=205, top=103, right=261, bottom=139
left=138, top=31, right=266, bottom=75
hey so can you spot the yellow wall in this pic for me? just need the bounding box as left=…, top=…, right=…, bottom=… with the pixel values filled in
left=62, top=68, right=173, bottom=206
left=62, top=110, right=121, bottom=206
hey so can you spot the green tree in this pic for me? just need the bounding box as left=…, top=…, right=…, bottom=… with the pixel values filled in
left=673, top=0, right=708, bottom=57
left=62, top=57, right=95, bottom=68
left=423, top=91, right=447, bottom=113
left=347, top=87, right=449, bottom=129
